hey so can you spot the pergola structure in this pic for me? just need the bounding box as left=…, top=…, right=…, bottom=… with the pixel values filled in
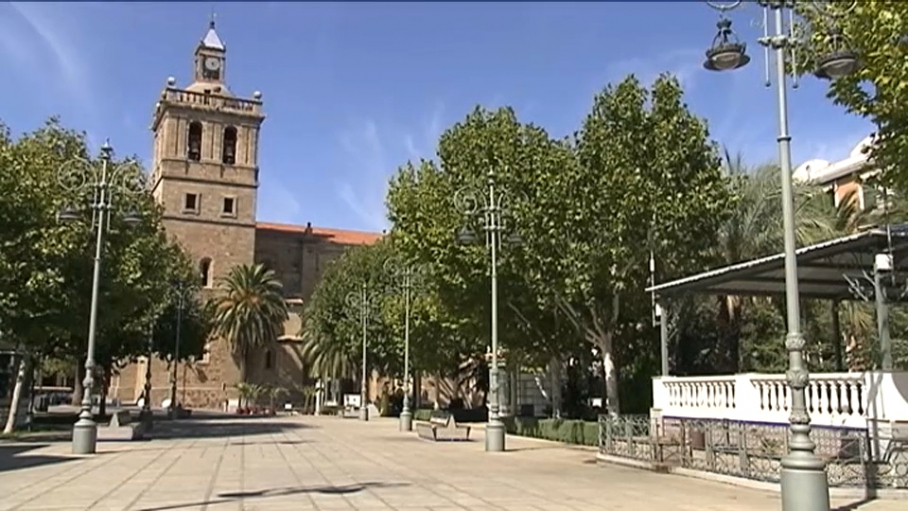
left=647, top=225, right=908, bottom=376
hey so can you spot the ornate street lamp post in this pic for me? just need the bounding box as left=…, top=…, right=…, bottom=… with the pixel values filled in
left=455, top=167, right=522, bottom=453
left=385, top=259, right=430, bottom=432
left=168, top=283, right=192, bottom=419
left=346, top=284, right=380, bottom=421
left=701, top=2, right=859, bottom=509
left=139, top=327, right=154, bottom=431
left=57, top=140, right=144, bottom=455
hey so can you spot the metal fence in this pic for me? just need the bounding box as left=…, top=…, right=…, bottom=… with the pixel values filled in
left=598, top=415, right=908, bottom=490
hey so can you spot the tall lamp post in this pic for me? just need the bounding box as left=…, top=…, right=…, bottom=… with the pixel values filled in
left=384, top=259, right=429, bottom=432
left=57, top=141, right=144, bottom=455
left=455, top=167, right=523, bottom=453
left=701, top=2, right=859, bottom=509
left=346, top=284, right=379, bottom=421
left=168, top=283, right=192, bottom=419
left=139, top=326, right=154, bottom=431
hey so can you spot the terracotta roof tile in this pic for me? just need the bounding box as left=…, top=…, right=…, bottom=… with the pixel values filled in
left=256, top=222, right=383, bottom=245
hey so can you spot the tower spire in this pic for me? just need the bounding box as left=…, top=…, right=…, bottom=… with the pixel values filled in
left=200, top=13, right=225, bottom=51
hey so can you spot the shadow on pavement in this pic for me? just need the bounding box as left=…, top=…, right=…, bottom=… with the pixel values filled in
left=136, top=481, right=410, bottom=511
left=0, top=444, right=76, bottom=474
left=505, top=445, right=563, bottom=452
left=145, top=418, right=310, bottom=441
left=833, top=497, right=878, bottom=511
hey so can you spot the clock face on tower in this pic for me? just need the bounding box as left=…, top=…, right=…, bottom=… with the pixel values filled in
left=202, top=56, right=222, bottom=80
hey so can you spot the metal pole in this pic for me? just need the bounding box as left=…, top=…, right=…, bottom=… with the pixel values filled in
left=873, top=266, right=893, bottom=371
left=771, top=6, right=830, bottom=510
left=140, top=329, right=153, bottom=431
left=169, top=293, right=182, bottom=419
left=360, top=284, right=369, bottom=421
left=659, top=301, right=669, bottom=377
left=71, top=158, right=108, bottom=455
left=400, top=273, right=413, bottom=431
left=486, top=170, right=505, bottom=452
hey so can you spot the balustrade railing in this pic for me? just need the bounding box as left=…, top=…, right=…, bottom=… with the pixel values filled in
left=654, top=371, right=908, bottom=429
left=161, top=88, right=261, bottom=114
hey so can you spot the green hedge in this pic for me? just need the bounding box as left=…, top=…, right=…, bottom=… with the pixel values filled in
left=504, top=417, right=600, bottom=446
left=413, top=409, right=433, bottom=421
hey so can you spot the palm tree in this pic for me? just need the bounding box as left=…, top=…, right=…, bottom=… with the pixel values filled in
left=298, top=330, right=356, bottom=401
left=212, top=264, right=288, bottom=382
left=709, top=150, right=838, bottom=373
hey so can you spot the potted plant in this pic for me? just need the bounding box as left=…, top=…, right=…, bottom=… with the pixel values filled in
left=265, top=385, right=286, bottom=416
left=248, top=384, right=264, bottom=415
left=235, top=383, right=255, bottom=414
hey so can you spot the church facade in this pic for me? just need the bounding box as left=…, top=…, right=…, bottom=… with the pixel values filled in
left=110, top=22, right=382, bottom=409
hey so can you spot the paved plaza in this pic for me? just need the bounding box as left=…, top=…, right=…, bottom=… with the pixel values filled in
left=0, top=415, right=899, bottom=511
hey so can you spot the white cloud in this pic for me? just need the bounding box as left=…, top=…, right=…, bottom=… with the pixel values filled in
left=604, top=48, right=704, bottom=91
left=401, top=102, right=445, bottom=160
left=798, top=129, right=872, bottom=164
left=335, top=105, right=446, bottom=231
left=257, top=178, right=303, bottom=225
left=337, top=182, right=387, bottom=233
left=6, top=3, right=94, bottom=112
left=0, top=3, right=100, bottom=149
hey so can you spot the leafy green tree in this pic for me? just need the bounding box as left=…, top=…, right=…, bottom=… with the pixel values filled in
left=302, top=240, right=402, bottom=383
left=0, top=118, right=193, bottom=414
left=386, top=107, right=577, bottom=381
left=798, top=2, right=908, bottom=192
left=523, top=75, right=734, bottom=414
left=151, top=291, right=214, bottom=367
left=0, top=119, right=91, bottom=369
left=211, top=263, right=289, bottom=382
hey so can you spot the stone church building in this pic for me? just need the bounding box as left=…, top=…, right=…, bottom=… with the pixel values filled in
left=110, top=22, right=382, bottom=409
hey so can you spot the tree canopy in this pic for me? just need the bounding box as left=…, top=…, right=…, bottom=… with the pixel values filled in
left=305, top=67, right=908, bottom=418
left=799, top=2, right=908, bottom=191
left=0, top=118, right=212, bottom=395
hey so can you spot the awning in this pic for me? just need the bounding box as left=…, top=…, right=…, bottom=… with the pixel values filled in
left=647, top=225, right=908, bottom=302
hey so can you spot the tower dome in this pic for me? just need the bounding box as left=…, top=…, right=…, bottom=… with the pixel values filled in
left=793, top=159, right=831, bottom=183
left=850, top=135, right=875, bottom=159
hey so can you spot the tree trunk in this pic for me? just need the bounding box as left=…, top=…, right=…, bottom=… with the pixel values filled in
left=433, top=373, right=440, bottom=409
left=98, top=366, right=110, bottom=417
left=556, top=292, right=622, bottom=417
left=413, top=371, right=421, bottom=409
left=71, top=361, right=84, bottom=406
left=549, top=357, right=562, bottom=419
left=240, top=346, right=248, bottom=383
left=599, top=334, right=621, bottom=417
left=715, top=296, right=742, bottom=373
left=3, top=354, right=30, bottom=434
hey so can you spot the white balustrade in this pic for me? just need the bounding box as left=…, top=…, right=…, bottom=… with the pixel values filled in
left=652, top=371, right=908, bottom=429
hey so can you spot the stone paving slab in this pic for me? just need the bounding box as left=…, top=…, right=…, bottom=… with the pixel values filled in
left=0, top=415, right=899, bottom=510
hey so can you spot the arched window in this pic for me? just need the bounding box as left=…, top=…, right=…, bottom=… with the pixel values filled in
left=222, top=126, right=237, bottom=165
left=199, top=257, right=212, bottom=287
left=264, top=349, right=274, bottom=370
left=188, top=122, right=203, bottom=162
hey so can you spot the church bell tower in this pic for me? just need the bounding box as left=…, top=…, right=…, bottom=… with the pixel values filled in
left=150, top=20, right=265, bottom=292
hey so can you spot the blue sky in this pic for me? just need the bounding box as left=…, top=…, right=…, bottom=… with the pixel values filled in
left=0, top=2, right=873, bottom=233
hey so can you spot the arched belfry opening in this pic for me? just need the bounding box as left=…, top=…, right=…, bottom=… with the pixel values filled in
left=188, top=122, right=203, bottom=162
left=222, top=126, right=237, bottom=164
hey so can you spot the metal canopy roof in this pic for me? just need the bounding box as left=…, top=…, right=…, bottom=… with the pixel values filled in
left=647, top=225, right=908, bottom=303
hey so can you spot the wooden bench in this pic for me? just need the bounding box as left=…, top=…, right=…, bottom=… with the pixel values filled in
left=97, top=410, right=145, bottom=441
left=415, top=411, right=471, bottom=441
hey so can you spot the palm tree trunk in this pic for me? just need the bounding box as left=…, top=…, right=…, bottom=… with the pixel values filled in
left=240, top=345, right=249, bottom=383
